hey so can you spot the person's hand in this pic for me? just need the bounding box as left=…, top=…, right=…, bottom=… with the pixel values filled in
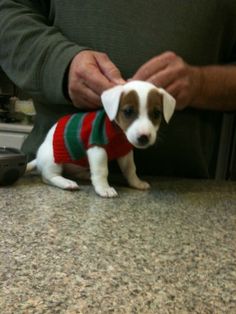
left=68, top=50, right=125, bottom=109
left=132, top=51, right=202, bottom=110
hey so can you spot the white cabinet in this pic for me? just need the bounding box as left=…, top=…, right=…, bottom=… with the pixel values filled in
left=0, top=123, right=32, bottom=149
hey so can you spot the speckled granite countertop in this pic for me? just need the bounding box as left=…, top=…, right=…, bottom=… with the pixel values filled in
left=0, top=176, right=236, bottom=313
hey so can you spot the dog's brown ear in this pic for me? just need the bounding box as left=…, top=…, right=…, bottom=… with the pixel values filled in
left=157, top=88, right=176, bottom=123
left=101, top=85, right=124, bottom=120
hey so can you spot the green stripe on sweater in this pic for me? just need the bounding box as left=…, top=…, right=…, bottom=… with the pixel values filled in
left=89, top=110, right=108, bottom=146
left=65, top=113, right=86, bottom=160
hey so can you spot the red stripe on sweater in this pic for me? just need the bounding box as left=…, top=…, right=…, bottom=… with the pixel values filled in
left=104, top=116, right=133, bottom=160
left=53, top=115, right=72, bottom=163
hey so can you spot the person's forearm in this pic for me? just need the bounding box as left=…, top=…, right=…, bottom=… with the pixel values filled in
left=192, top=65, right=236, bottom=111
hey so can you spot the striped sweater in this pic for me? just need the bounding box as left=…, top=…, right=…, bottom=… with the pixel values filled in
left=53, top=110, right=133, bottom=167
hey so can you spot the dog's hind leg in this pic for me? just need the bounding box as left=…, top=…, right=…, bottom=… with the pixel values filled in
left=37, top=125, right=79, bottom=190
left=41, top=162, right=80, bottom=190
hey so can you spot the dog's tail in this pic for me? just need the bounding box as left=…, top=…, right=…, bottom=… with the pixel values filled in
left=26, top=159, right=37, bottom=173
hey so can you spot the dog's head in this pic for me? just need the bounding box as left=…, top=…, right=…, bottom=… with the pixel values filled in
left=101, top=80, right=176, bottom=149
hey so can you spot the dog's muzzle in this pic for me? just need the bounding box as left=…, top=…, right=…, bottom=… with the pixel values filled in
left=137, top=134, right=150, bottom=147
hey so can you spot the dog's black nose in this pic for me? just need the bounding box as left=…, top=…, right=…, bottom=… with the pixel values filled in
left=137, top=134, right=150, bottom=146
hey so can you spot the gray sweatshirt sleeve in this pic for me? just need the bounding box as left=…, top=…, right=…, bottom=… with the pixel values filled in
left=0, top=0, right=88, bottom=106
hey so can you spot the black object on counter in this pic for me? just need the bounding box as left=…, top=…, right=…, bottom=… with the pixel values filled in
left=0, top=147, right=27, bottom=186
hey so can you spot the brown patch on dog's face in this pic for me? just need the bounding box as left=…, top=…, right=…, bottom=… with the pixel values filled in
left=115, top=90, right=139, bottom=131
left=147, top=89, right=163, bottom=126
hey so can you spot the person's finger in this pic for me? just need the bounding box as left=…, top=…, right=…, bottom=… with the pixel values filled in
left=166, top=81, right=190, bottom=110
left=80, top=63, right=116, bottom=95
left=147, top=67, right=176, bottom=89
left=95, top=53, right=125, bottom=85
left=69, top=80, right=101, bottom=109
left=133, top=51, right=177, bottom=80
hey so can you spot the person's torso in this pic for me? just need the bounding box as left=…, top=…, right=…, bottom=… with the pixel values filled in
left=49, top=0, right=236, bottom=78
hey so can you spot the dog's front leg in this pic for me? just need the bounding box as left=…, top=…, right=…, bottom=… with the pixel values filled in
left=118, top=151, right=150, bottom=190
left=87, top=146, right=118, bottom=198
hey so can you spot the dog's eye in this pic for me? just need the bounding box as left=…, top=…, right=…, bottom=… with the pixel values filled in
left=122, top=106, right=136, bottom=119
left=151, top=108, right=161, bottom=120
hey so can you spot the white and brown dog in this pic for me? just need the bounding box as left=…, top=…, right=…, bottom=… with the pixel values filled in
left=27, top=81, right=175, bottom=197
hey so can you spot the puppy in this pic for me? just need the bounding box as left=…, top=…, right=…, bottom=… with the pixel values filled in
left=27, top=81, right=176, bottom=197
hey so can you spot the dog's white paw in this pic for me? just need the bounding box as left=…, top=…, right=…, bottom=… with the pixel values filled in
left=96, top=186, right=118, bottom=198
left=47, top=176, right=80, bottom=190
left=130, top=179, right=150, bottom=190
left=63, top=179, right=80, bottom=190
